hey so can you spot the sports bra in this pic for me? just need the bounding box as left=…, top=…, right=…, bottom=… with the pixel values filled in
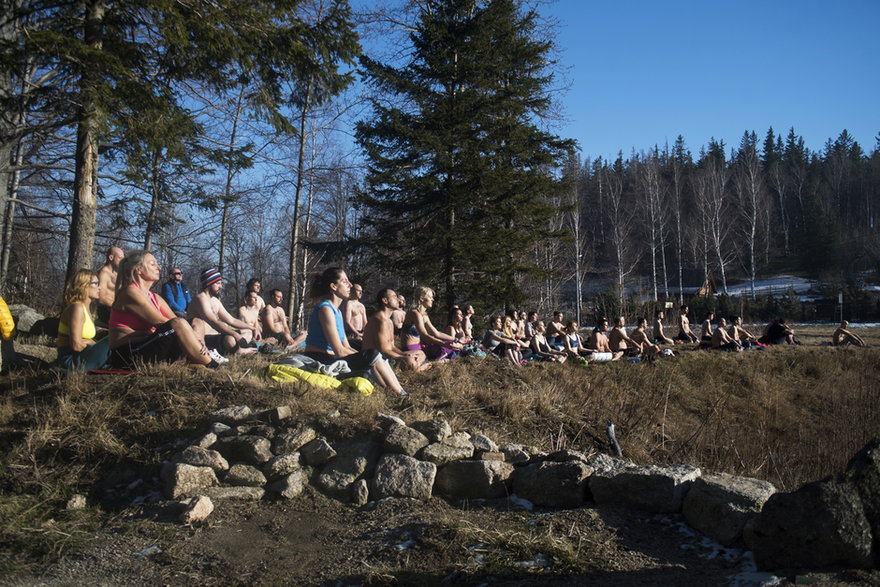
left=305, top=300, right=346, bottom=352
left=58, top=303, right=96, bottom=340
left=109, top=285, right=172, bottom=332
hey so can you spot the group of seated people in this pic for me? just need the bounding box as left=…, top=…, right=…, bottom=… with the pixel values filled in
left=54, top=251, right=869, bottom=395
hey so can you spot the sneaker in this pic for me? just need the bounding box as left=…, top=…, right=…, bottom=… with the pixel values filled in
left=208, top=349, right=229, bottom=364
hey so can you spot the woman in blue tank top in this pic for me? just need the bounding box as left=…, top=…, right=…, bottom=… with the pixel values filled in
left=304, top=268, right=409, bottom=396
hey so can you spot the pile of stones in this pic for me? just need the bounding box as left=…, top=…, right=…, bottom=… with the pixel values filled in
left=161, top=403, right=880, bottom=572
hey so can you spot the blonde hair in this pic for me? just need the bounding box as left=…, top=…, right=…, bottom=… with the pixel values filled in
left=116, top=250, right=151, bottom=293
left=412, top=286, right=434, bottom=311
left=63, top=269, right=97, bottom=307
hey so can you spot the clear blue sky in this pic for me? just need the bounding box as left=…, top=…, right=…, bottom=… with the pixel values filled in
left=541, top=0, right=880, bottom=161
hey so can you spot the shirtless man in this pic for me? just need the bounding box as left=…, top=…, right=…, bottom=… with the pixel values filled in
left=711, top=317, right=741, bottom=351
left=700, top=311, right=715, bottom=342
left=342, top=283, right=368, bottom=347
left=245, top=278, right=266, bottom=311
left=362, top=288, right=427, bottom=371
left=653, top=310, right=674, bottom=345
left=833, top=320, right=867, bottom=347
left=631, top=317, right=661, bottom=356
left=546, top=311, right=566, bottom=349
left=96, top=246, right=125, bottom=326
left=391, top=294, right=407, bottom=335
left=237, top=291, right=263, bottom=343
left=728, top=316, right=758, bottom=346
left=608, top=316, right=642, bottom=356
left=676, top=305, right=698, bottom=343
left=587, top=318, right=623, bottom=361
left=261, top=289, right=305, bottom=348
left=189, top=268, right=256, bottom=357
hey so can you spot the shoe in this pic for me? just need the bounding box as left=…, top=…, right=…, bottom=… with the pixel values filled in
left=208, top=349, right=229, bottom=364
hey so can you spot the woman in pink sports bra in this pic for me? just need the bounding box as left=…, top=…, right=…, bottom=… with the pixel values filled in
left=109, top=251, right=213, bottom=369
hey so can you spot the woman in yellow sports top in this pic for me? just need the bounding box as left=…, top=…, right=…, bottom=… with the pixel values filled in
left=56, top=269, right=110, bottom=371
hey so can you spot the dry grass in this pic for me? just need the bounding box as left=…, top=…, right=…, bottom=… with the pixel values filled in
left=1, top=327, right=880, bottom=575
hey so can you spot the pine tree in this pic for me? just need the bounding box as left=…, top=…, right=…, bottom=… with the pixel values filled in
left=356, top=0, right=574, bottom=309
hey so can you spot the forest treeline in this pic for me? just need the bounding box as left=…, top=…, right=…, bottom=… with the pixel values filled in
left=1, top=0, right=878, bottom=324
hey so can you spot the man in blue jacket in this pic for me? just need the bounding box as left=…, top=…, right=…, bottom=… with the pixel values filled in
left=161, top=267, right=191, bottom=318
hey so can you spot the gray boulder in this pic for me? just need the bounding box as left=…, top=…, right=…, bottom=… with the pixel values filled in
left=273, top=424, right=317, bottom=455
left=745, top=479, right=873, bottom=570
left=208, top=422, right=233, bottom=436
left=203, top=486, right=265, bottom=501
left=435, top=460, right=513, bottom=499
left=500, top=444, right=530, bottom=464
left=179, top=496, right=214, bottom=524
left=268, top=470, right=307, bottom=499
left=316, top=455, right=369, bottom=497
left=352, top=479, right=369, bottom=507
left=300, top=438, right=336, bottom=466
left=376, top=412, right=406, bottom=430
left=176, top=445, right=228, bottom=473
left=161, top=463, right=219, bottom=499
left=384, top=423, right=430, bottom=456
left=420, top=441, right=474, bottom=466
left=471, top=433, right=499, bottom=454
left=8, top=305, right=43, bottom=334
left=224, top=464, right=267, bottom=487
left=371, top=454, right=437, bottom=501
left=215, top=435, right=273, bottom=465
left=589, top=464, right=700, bottom=513
left=512, top=460, right=593, bottom=508
left=411, top=419, right=452, bottom=443
left=263, top=453, right=301, bottom=480
left=210, top=405, right=252, bottom=424
left=842, top=437, right=880, bottom=563
left=194, top=432, right=217, bottom=449
left=682, top=472, right=776, bottom=545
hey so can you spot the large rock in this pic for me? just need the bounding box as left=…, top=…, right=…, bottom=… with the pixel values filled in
left=589, top=464, right=700, bottom=513
left=202, top=486, right=265, bottom=501
left=316, top=444, right=373, bottom=498
left=263, top=453, right=301, bottom=480
left=176, top=445, right=229, bottom=473
left=268, top=470, right=307, bottom=499
left=435, top=460, right=513, bottom=499
left=411, top=419, right=452, bottom=443
left=224, top=464, right=267, bottom=487
left=8, top=305, right=43, bottom=334
left=300, top=439, right=336, bottom=466
left=420, top=440, right=474, bottom=466
left=512, top=460, right=593, bottom=508
left=471, top=433, right=499, bottom=455
left=842, top=437, right=880, bottom=564
left=179, top=496, right=214, bottom=524
left=371, top=454, right=437, bottom=501
left=215, top=435, right=273, bottom=465
left=384, top=423, right=430, bottom=456
left=500, top=444, right=530, bottom=464
left=161, top=463, right=219, bottom=499
left=682, top=472, right=776, bottom=545
left=210, top=405, right=252, bottom=424
left=273, top=424, right=317, bottom=455
left=744, top=479, right=873, bottom=570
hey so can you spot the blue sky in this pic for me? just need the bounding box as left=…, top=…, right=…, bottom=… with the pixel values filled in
left=540, top=0, right=880, bottom=161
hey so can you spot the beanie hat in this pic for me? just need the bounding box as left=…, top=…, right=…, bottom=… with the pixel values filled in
left=200, top=267, right=222, bottom=290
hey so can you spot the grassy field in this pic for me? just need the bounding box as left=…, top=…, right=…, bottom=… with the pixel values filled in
left=1, top=324, right=879, bottom=578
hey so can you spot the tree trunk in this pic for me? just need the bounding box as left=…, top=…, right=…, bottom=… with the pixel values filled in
left=218, top=90, right=245, bottom=271
left=286, top=77, right=313, bottom=321
left=143, top=150, right=161, bottom=251
left=66, top=0, right=105, bottom=278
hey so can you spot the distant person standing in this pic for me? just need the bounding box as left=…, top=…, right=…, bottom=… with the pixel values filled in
left=96, top=246, right=125, bottom=326
left=161, top=267, right=191, bottom=318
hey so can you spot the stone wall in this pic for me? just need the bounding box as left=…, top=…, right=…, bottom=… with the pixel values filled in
left=159, top=403, right=880, bottom=573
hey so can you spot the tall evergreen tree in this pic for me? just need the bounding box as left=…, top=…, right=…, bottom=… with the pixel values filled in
left=356, top=0, right=574, bottom=309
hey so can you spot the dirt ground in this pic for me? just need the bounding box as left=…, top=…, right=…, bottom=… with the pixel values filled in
left=8, top=487, right=878, bottom=587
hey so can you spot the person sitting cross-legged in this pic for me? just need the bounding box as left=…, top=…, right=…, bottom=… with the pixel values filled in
left=189, top=268, right=257, bottom=360
left=711, top=317, right=742, bottom=351
left=108, top=251, right=216, bottom=369
left=362, top=288, right=428, bottom=371
left=56, top=269, right=111, bottom=371
left=304, top=268, right=409, bottom=396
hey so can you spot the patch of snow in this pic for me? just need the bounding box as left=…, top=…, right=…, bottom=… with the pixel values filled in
left=508, top=494, right=534, bottom=511
left=132, top=544, right=162, bottom=559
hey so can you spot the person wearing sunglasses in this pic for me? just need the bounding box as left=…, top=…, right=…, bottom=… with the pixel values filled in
left=56, top=269, right=111, bottom=371
left=161, top=267, right=191, bottom=318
